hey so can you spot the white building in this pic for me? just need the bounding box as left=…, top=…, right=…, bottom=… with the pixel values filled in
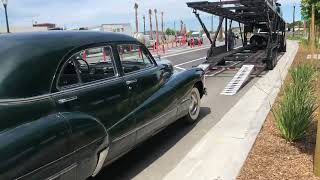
left=0, top=26, right=48, bottom=34
left=88, top=23, right=132, bottom=36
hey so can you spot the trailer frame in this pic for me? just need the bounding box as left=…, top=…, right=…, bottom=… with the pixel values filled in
left=187, top=0, right=287, bottom=71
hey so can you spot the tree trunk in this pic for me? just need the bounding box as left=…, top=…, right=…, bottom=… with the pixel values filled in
left=149, top=11, right=153, bottom=39
left=311, top=4, right=315, bottom=48
left=154, top=10, right=159, bottom=51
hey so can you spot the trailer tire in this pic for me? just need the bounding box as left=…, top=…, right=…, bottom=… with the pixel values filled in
left=280, top=41, right=287, bottom=52
left=267, top=58, right=274, bottom=70
left=267, top=49, right=278, bottom=70
left=279, top=36, right=287, bottom=52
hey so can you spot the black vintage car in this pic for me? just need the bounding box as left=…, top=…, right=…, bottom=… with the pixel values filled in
left=0, top=31, right=206, bottom=180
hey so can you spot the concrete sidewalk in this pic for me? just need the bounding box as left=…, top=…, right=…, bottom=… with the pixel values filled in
left=164, top=40, right=299, bottom=180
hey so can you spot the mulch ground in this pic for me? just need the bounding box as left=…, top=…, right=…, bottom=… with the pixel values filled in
left=237, top=45, right=320, bottom=180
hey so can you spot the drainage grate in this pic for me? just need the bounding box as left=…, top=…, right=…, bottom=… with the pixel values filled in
left=221, top=65, right=255, bottom=96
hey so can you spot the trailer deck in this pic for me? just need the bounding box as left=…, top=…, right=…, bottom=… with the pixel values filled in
left=188, top=0, right=286, bottom=95
left=187, top=0, right=285, bottom=25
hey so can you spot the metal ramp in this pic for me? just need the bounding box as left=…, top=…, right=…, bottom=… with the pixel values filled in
left=221, top=65, right=254, bottom=96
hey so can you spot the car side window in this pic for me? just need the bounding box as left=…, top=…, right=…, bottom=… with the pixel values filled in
left=117, top=44, right=154, bottom=74
left=57, top=46, right=116, bottom=89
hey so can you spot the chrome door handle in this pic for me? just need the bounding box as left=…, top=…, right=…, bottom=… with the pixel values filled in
left=58, top=96, right=78, bottom=104
left=126, top=79, right=138, bottom=85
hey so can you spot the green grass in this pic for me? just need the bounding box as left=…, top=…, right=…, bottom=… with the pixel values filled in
left=273, top=64, right=317, bottom=142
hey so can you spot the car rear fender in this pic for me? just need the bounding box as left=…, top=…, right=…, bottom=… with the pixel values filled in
left=0, top=113, right=71, bottom=179
left=55, top=112, right=109, bottom=178
left=59, top=112, right=109, bottom=151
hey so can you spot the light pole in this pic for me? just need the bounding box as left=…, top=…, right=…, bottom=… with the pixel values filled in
left=134, top=3, right=138, bottom=33
left=293, top=2, right=296, bottom=37
left=2, top=0, right=9, bottom=33
left=154, top=9, right=159, bottom=51
left=143, top=15, right=146, bottom=35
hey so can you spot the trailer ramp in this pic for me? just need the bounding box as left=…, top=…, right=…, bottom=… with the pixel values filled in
left=221, top=65, right=254, bottom=95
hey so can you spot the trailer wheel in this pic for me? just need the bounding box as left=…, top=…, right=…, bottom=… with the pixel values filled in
left=279, top=36, right=287, bottom=52
left=267, top=57, right=274, bottom=70
left=280, top=41, right=287, bottom=52
left=267, top=49, right=278, bottom=70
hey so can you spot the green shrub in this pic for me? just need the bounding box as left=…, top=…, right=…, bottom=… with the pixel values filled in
left=273, top=64, right=317, bottom=142
left=290, top=63, right=316, bottom=89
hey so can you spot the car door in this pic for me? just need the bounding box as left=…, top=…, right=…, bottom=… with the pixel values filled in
left=51, top=45, right=136, bottom=161
left=116, top=43, right=176, bottom=143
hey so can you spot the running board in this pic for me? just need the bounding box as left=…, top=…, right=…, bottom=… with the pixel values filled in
left=220, top=65, right=254, bottom=96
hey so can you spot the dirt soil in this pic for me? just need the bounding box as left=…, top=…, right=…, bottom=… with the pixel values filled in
left=237, top=45, right=320, bottom=180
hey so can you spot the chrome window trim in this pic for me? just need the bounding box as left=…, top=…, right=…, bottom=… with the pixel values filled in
left=0, top=94, right=51, bottom=105
left=55, top=45, right=118, bottom=91
left=0, top=76, right=124, bottom=104
left=122, top=66, right=158, bottom=79
left=116, top=43, right=157, bottom=76
left=51, top=76, right=123, bottom=96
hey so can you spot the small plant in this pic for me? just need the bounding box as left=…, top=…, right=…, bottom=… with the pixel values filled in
left=290, top=63, right=316, bottom=89
left=273, top=64, right=317, bottom=142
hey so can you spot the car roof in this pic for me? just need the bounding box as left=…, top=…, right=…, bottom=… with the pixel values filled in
left=0, top=31, right=138, bottom=99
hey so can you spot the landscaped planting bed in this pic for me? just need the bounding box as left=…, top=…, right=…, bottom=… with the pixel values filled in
left=237, top=46, right=320, bottom=180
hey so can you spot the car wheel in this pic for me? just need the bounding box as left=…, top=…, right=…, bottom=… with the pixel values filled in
left=185, top=87, right=201, bottom=123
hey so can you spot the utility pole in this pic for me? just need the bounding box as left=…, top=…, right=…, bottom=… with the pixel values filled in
left=134, top=3, right=139, bottom=33
left=154, top=9, right=159, bottom=51
left=174, top=21, right=176, bottom=35
left=304, top=19, right=306, bottom=38
left=311, top=4, right=315, bottom=48
left=211, top=15, right=213, bottom=33
left=292, top=2, right=296, bottom=37
left=149, top=9, right=153, bottom=39
left=2, top=0, right=9, bottom=33
left=218, top=0, right=223, bottom=41
left=161, top=12, right=164, bottom=36
left=143, top=15, right=146, bottom=35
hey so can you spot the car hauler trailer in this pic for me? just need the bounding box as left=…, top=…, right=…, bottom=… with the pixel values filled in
left=187, top=0, right=286, bottom=71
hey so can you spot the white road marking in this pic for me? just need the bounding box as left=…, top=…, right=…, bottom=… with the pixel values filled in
left=174, top=57, right=207, bottom=67
left=174, top=66, right=186, bottom=71
left=162, top=46, right=210, bottom=58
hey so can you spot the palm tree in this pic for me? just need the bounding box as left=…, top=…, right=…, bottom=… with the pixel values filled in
left=143, top=15, right=146, bottom=35
left=154, top=9, right=159, bottom=49
left=149, top=9, right=153, bottom=39
left=134, top=3, right=139, bottom=33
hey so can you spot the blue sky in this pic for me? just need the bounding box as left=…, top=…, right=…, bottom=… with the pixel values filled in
left=0, top=0, right=301, bottom=31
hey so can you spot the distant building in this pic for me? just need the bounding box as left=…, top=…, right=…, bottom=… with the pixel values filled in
left=33, top=23, right=56, bottom=29
left=0, top=26, right=48, bottom=33
left=99, top=23, right=132, bottom=36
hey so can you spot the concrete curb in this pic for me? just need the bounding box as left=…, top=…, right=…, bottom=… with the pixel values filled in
left=163, top=40, right=299, bottom=180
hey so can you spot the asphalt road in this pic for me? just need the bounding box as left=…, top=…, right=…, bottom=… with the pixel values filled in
left=94, top=44, right=256, bottom=180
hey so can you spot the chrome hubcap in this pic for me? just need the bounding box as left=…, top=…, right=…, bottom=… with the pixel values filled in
left=189, top=91, right=199, bottom=116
